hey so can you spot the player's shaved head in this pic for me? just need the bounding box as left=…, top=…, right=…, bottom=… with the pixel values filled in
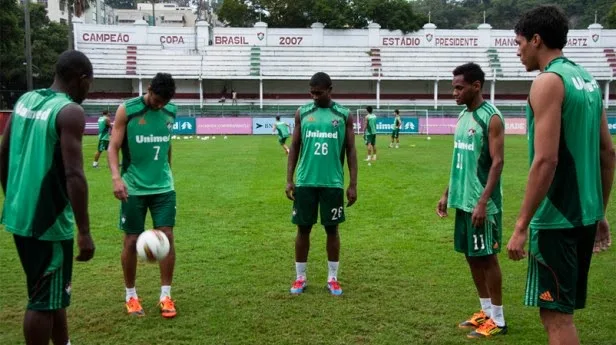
left=309, top=72, right=332, bottom=89
left=55, top=50, right=93, bottom=84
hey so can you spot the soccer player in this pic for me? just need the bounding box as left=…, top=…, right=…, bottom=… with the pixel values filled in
left=437, top=62, right=507, bottom=338
left=0, top=50, right=95, bottom=345
left=93, top=110, right=112, bottom=167
left=364, top=106, right=377, bottom=161
left=506, top=6, right=615, bottom=345
left=108, top=72, right=178, bottom=319
left=389, top=109, right=402, bottom=148
left=273, top=115, right=291, bottom=154
left=286, top=72, right=358, bottom=296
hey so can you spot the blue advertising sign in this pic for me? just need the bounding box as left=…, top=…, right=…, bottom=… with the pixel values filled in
left=608, top=117, right=616, bottom=134
left=374, top=117, right=419, bottom=134
left=173, top=117, right=196, bottom=135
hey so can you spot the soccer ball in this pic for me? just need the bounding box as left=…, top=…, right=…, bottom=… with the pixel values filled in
left=136, top=230, right=170, bottom=261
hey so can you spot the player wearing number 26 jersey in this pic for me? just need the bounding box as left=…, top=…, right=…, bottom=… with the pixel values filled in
left=437, top=63, right=507, bottom=339
left=286, top=72, right=358, bottom=297
left=108, top=73, right=178, bottom=319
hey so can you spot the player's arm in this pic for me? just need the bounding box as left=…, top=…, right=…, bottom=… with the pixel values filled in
left=108, top=104, right=128, bottom=201
left=599, top=109, right=615, bottom=214
left=56, top=104, right=90, bottom=236
left=472, top=115, right=505, bottom=226
left=286, top=109, right=301, bottom=200
left=0, top=116, right=13, bottom=193
left=345, top=113, right=358, bottom=206
left=515, top=73, right=563, bottom=232
left=168, top=143, right=172, bottom=168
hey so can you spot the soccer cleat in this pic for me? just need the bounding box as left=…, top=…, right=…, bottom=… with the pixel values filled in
left=327, top=278, right=343, bottom=296
left=125, top=297, right=145, bottom=316
left=290, top=279, right=307, bottom=294
left=458, top=311, right=488, bottom=329
left=159, top=296, right=177, bottom=319
left=467, top=319, right=508, bottom=338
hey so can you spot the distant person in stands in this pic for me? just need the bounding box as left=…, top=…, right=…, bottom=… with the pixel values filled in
left=219, top=85, right=227, bottom=103
left=93, top=110, right=112, bottom=168
left=232, top=89, right=238, bottom=106
left=273, top=115, right=291, bottom=155
left=389, top=109, right=402, bottom=148
left=364, top=106, right=377, bottom=161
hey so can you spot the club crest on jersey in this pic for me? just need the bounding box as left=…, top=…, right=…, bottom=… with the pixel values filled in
left=308, top=116, right=315, bottom=122
left=331, top=119, right=339, bottom=128
left=467, top=128, right=476, bottom=136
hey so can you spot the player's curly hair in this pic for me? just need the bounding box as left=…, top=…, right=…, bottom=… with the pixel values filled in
left=309, top=72, right=332, bottom=89
left=150, top=73, right=176, bottom=101
left=514, top=5, right=569, bottom=50
left=452, top=62, right=485, bottom=88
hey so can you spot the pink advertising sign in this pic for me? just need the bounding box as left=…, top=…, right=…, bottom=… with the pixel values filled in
left=196, top=117, right=252, bottom=135
left=504, top=118, right=526, bottom=135
left=419, top=117, right=458, bottom=134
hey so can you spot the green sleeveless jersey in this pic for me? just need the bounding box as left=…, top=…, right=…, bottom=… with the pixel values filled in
left=275, top=121, right=289, bottom=138
left=526, top=57, right=604, bottom=229
left=295, top=101, right=349, bottom=188
left=121, top=96, right=175, bottom=196
left=394, top=115, right=402, bottom=129
left=448, top=101, right=504, bottom=215
left=2, top=89, right=75, bottom=240
left=365, top=114, right=377, bottom=135
left=98, top=116, right=110, bottom=140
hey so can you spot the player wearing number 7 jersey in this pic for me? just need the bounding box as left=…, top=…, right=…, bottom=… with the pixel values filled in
left=286, top=72, right=358, bottom=296
left=108, top=73, right=178, bottom=319
left=436, top=63, right=507, bottom=339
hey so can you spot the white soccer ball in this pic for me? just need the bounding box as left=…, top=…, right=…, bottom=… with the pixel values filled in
left=427, top=136, right=432, bottom=140
left=224, top=136, right=228, bottom=139
left=212, top=136, right=216, bottom=139
left=136, top=230, right=170, bottom=262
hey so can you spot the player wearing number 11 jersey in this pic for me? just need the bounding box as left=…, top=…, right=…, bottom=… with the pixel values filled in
left=436, top=63, right=507, bottom=339
left=286, top=72, right=358, bottom=296
left=108, top=73, right=178, bottom=319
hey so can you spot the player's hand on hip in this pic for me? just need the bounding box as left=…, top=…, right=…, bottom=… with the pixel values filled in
left=75, top=232, right=95, bottom=262
left=594, top=218, right=611, bottom=253
left=112, top=177, right=128, bottom=201
left=285, top=183, right=295, bottom=201
left=507, top=227, right=528, bottom=261
left=346, top=185, right=357, bottom=207
left=471, top=202, right=487, bottom=228
left=436, top=196, right=448, bottom=218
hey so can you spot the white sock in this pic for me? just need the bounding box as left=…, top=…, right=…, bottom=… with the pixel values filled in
left=160, top=285, right=171, bottom=301
left=366, top=155, right=370, bottom=160
left=66, top=341, right=71, bottom=345
left=372, top=155, right=377, bottom=160
left=491, top=304, right=505, bottom=327
left=125, top=287, right=137, bottom=302
left=328, top=261, right=339, bottom=281
left=480, top=298, right=492, bottom=318
left=295, top=262, right=307, bottom=280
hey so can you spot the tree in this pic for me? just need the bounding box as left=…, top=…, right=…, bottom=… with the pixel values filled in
left=359, top=0, right=427, bottom=33
left=217, top=0, right=259, bottom=27
left=105, top=0, right=136, bottom=9
left=608, top=2, right=616, bottom=29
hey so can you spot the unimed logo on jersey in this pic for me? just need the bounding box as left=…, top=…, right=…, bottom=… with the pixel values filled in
left=135, top=135, right=171, bottom=143
left=454, top=140, right=474, bottom=151
left=305, top=130, right=338, bottom=139
left=14, top=103, right=51, bottom=121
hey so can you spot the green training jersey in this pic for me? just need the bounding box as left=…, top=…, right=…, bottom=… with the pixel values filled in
left=526, top=57, right=604, bottom=229
left=394, top=115, right=402, bottom=129
left=2, top=89, right=75, bottom=240
left=275, top=121, right=290, bottom=139
left=295, top=101, right=349, bottom=189
left=121, top=96, right=176, bottom=196
left=448, top=101, right=504, bottom=215
left=98, top=116, right=110, bottom=141
left=365, top=114, right=377, bottom=135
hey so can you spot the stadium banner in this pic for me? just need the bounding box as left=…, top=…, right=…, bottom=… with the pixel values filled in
left=252, top=117, right=295, bottom=135
left=374, top=117, right=419, bottom=134
left=504, top=118, right=526, bottom=135
left=85, top=116, right=99, bottom=135
left=419, top=117, right=457, bottom=134
left=609, top=117, right=616, bottom=134
left=173, top=117, right=196, bottom=135
left=196, top=117, right=252, bottom=135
